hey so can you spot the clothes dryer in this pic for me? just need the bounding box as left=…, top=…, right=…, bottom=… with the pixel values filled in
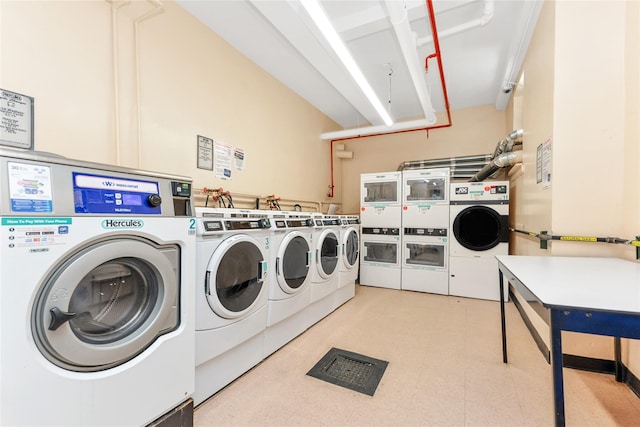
left=0, top=147, right=195, bottom=426
left=306, top=213, right=340, bottom=327
left=401, top=227, right=448, bottom=294
left=449, top=181, right=510, bottom=301
left=194, top=208, right=270, bottom=406
left=263, top=211, right=314, bottom=357
left=359, top=226, right=402, bottom=289
left=334, top=214, right=359, bottom=309
left=401, top=168, right=450, bottom=294
left=360, top=171, right=402, bottom=227
left=401, top=168, right=450, bottom=228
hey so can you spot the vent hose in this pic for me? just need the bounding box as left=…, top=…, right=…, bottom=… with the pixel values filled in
left=469, top=129, right=523, bottom=182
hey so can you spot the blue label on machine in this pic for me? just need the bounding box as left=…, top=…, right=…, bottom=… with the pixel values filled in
left=72, top=172, right=161, bottom=215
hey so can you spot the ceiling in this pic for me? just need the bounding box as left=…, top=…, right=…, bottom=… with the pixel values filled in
left=176, top=0, right=542, bottom=135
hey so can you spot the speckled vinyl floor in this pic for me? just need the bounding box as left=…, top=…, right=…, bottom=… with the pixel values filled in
left=194, top=285, right=640, bottom=426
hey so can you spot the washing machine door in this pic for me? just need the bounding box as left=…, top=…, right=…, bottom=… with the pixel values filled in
left=452, top=206, right=509, bottom=251
left=205, top=234, right=267, bottom=319
left=316, top=229, right=339, bottom=278
left=342, top=227, right=359, bottom=270
left=32, top=236, right=179, bottom=372
left=276, top=231, right=312, bottom=294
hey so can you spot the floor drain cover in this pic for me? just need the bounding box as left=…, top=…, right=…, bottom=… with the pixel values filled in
left=306, top=348, right=388, bottom=396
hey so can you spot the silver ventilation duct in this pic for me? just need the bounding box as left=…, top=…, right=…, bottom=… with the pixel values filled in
left=398, top=154, right=492, bottom=180
left=469, top=129, right=523, bottom=182
left=397, top=129, right=523, bottom=181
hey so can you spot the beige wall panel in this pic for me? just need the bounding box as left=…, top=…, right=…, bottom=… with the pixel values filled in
left=622, top=0, right=640, bottom=380
left=0, top=1, right=114, bottom=162
left=509, top=0, right=554, bottom=257
left=551, top=1, right=626, bottom=240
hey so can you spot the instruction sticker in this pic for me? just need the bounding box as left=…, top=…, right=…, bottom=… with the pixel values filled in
left=8, top=162, right=53, bottom=213
left=2, top=217, right=72, bottom=251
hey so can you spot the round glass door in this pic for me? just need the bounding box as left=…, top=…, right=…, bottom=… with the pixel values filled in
left=32, top=237, right=179, bottom=372
left=206, top=234, right=267, bottom=319
left=317, top=229, right=339, bottom=278
left=342, top=228, right=359, bottom=269
left=277, top=232, right=311, bottom=294
left=453, top=206, right=507, bottom=251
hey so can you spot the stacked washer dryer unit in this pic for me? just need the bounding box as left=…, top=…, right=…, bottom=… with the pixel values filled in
left=359, top=171, right=402, bottom=289
left=0, top=147, right=195, bottom=426
left=194, top=208, right=270, bottom=406
left=449, top=181, right=510, bottom=301
left=401, top=168, right=450, bottom=295
left=263, top=210, right=314, bottom=358
left=306, top=213, right=341, bottom=327
left=334, top=214, right=360, bottom=309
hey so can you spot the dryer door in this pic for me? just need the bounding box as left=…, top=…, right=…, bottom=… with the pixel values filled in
left=316, top=229, right=339, bottom=279
left=342, top=227, right=359, bottom=270
left=452, top=206, right=509, bottom=251
left=205, top=234, right=267, bottom=319
left=276, top=231, right=311, bottom=294
left=32, top=236, right=179, bottom=372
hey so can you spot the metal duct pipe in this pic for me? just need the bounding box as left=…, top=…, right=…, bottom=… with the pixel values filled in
left=491, top=128, right=523, bottom=158
left=398, top=154, right=492, bottom=171
left=469, top=150, right=522, bottom=182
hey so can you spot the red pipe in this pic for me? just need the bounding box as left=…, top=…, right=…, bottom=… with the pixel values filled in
left=329, top=139, right=335, bottom=197
left=327, top=0, right=451, bottom=197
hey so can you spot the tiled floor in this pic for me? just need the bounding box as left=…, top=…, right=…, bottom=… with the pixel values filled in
left=194, top=285, right=640, bottom=426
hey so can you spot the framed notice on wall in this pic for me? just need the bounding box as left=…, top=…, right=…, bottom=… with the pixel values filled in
left=197, top=135, right=214, bottom=170
left=1, top=89, right=34, bottom=150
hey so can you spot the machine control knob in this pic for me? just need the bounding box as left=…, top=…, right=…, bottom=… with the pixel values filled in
left=147, top=193, right=162, bottom=207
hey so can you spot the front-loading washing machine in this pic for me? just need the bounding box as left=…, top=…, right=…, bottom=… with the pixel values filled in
left=449, top=181, right=509, bottom=301
left=334, top=214, right=360, bottom=309
left=0, top=147, right=195, bottom=426
left=306, top=213, right=340, bottom=327
left=194, top=207, right=270, bottom=406
left=263, top=210, right=314, bottom=358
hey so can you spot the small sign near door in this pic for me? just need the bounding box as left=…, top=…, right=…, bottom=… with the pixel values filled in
left=1, top=89, right=34, bottom=150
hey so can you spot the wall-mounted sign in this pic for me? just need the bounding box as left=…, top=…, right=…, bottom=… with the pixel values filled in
left=214, top=141, right=233, bottom=180
left=536, top=143, right=542, bottom=184
left=1, top=89, right=34, bottom=150
left=542, top=137, right=552, bottom=189
left=197, top=135, right=213, bottom=170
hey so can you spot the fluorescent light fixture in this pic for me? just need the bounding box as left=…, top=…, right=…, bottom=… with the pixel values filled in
left=301, top=0, right=393, bottom=126
left=320, top=118, right=434, bottom=141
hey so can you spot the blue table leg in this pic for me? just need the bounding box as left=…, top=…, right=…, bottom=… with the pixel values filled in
left=499, top=269, right=507, bottom=363
left=550, top=309, right=566, bottom=427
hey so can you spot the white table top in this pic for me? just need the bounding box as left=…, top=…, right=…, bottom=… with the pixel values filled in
left=496, top=255, right=640, bottom=314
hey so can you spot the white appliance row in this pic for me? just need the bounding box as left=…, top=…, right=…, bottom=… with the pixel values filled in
left=0, top=145, right=360, bottom=425
left=193, top=208, right=359, bottom=406
left=359, top=169, right=509, bottom=301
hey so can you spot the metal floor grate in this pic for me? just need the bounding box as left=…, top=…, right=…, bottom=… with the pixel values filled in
left=306, top=348, right=388, bottom=396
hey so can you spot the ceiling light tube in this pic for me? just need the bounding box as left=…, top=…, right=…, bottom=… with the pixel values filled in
left=320, top=118, right=434, bottom=140
left=301, top=0, right=393, bottom=126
